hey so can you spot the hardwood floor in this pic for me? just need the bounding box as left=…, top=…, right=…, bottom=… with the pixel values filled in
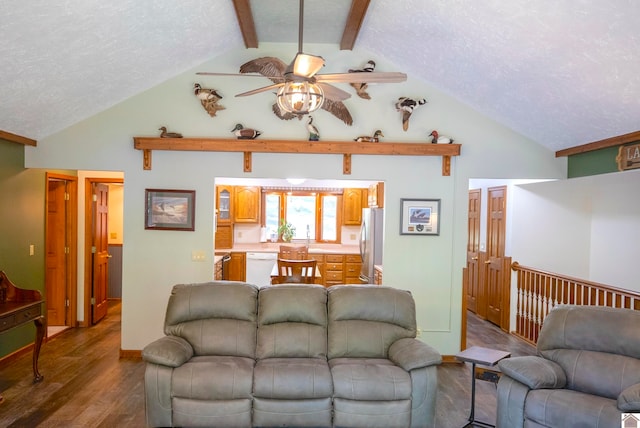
left=0, top=303, right=535, bottom=427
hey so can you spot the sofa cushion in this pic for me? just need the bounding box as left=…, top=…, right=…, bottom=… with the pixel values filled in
left=617, top=383, right=640, bottom=412
left=257, top=285, right=327, bottom=359
left=524, top=388, right=621, bottom=428
left=330, top=358, right=412, bottom=401
left=539, top=349, right=640, bottom=399
left=172, top=355, right=254, bottom=400
left=328, top=286, right=416, bottom=359
left=172, top=397, right=252, bottom=428
left=252, top=397, right=332, bottom=428
left=164, top=282, right=258, bottom=358
left=253, top=357, right=332, bottom=399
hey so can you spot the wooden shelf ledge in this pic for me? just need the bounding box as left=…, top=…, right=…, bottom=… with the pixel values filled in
left=133, top=137, right=461, bottom=175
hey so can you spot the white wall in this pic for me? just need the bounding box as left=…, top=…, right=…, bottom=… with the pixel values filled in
left=509, top=169, right=640, bottom=326
left=25, top=43, right=565, bottom=354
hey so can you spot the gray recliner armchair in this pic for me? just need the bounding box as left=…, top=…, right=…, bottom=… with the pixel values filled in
left=496, top=305, right=640, bottom=428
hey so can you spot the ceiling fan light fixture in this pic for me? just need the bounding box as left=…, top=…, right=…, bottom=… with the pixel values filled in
left=291, top=53, right=325, bottom=77
left=276, top=81, right=324, bottom=115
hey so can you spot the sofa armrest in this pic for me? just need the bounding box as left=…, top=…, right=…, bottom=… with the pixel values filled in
left=388, top=338, right=442, bottom=371
left=618, top=383, right=640, bottom=412
left=142, top=335, right=194, bottom=367
left=498, top=356, right=566, bottom=390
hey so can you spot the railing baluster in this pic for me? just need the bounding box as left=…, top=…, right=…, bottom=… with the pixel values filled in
left=511, top=262, right=639, bottom=345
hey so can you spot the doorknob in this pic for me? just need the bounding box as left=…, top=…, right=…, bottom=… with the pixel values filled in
left=106, top=254, right=113, bottom=258
left=484, top=260, right=491, bottom=264
left=471, top=257, right=478, bottom=261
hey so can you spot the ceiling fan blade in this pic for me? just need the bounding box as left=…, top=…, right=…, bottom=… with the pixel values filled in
left=235, top=83, right=284, bottom=97
left=197, top=72, right=285, bottom=80
left=291, top=53, right=325, bottom=78
left=318, top=83, right=351, bottom=101
left=316, top=72, right=407, bottom=84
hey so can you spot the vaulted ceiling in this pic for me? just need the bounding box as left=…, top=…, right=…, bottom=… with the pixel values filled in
left=2, top=0, right=639, bottom=152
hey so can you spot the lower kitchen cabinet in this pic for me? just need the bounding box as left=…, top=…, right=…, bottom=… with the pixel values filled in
left=308, top=253, right=362, bottom=287
left=228, top=252, right=246, bottom=281
left=215, top=224, right=233, bottom=249
left=344, top=254, right=362, bottom=284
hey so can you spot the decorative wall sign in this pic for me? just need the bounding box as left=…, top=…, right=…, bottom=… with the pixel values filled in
left=616, top=143, right=640, bottom=171
left=400, top=198, right=440, bottom=235
left=145, top=189, right=195, bottom=231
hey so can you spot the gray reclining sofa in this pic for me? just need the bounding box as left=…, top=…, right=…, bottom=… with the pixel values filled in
left=496, top=305, right=640, bottom=427
left=142, top=282, right=442, bottom=427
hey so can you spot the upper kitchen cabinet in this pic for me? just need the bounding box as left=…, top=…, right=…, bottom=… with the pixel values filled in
left=216, top=185, right=233, bottom=224
left=343, top=188, right=365, bottom=225
left=368, top=182, right=385, bottom=208
left=234, top=186, right=260, bottom=223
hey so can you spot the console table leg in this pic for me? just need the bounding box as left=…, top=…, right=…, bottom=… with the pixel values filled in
left=32, top=316, right=45, bottom=383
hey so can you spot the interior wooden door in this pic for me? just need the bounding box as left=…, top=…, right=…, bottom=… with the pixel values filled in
left=46, top=179, right=67, bottom=326
left=485, top=186, right=507, bottom=327
left=466, top=189, right=481, bottom=313
left=91, top=183, right=110, bottom=324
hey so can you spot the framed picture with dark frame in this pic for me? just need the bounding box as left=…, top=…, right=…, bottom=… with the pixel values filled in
left=400, top=198, right=440, bottom=235
left=145, top=189, right=195, bottom=231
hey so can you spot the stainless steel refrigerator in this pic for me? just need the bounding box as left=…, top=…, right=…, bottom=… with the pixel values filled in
left=359, top=207, right=384, bottom=283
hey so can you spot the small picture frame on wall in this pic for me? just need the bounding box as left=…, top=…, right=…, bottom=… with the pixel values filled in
left=400, top=198, right=440, bottom=235
left=145, top=189, right=195, bottom=231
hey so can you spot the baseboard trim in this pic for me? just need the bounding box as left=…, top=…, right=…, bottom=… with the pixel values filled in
left=119, top=349, right=142, bottom=359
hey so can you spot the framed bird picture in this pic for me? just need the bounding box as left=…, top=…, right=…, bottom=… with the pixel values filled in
left=400, top=198, right=440, bottom=235
left=145, top=189, right=196, bottom=231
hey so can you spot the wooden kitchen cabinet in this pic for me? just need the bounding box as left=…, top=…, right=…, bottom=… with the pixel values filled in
left=233, top=186, right=260, bottom=223
left=228, top=252, right=246, bottom=281
left=344, top=254, right=363, bottom=284
left=215, top=223, right=233, bottom=249
left=324, top=254, right=345, bottom=287
left=216, top=185, right=233, bottom=224
left=343, top=188, right=364, bottom=225
left=368, top=182, right=384, bottom=208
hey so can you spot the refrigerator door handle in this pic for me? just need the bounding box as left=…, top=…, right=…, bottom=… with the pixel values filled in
left=359, top=221, right=366, bottom=262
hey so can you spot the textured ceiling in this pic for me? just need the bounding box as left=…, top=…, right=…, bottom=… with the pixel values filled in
left=2, top=0, right=639, bottom=152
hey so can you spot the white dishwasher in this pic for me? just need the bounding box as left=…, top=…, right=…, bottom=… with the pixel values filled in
left=245, top=252, right=278, bottom=288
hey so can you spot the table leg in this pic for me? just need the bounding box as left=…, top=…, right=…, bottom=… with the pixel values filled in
left=32, top=316, right=45, bottom=383
left=463, top=362, right=494, bottom=428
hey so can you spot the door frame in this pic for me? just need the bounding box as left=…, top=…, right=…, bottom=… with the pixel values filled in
left=45, top=172, right=78, bottom=329
left=82, top=177, right=123, bottom=327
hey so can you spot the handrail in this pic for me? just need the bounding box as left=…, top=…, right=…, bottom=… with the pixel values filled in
left=511, top=262, right=640, bottom=345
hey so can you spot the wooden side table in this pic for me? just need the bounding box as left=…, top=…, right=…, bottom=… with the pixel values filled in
left=456, top=346, right=511, bottom=428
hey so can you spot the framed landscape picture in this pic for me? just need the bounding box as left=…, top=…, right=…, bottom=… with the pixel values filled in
left=145, top=189, right=195, bottom=231
left=400, top=198, right=440, bottom=236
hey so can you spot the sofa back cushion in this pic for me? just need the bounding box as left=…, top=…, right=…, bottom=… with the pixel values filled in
left=256, top=284, right=328, bottom=359
left=164, top=281, right=258, bottom=358
left=538, top=305, right=640, bottom=398
left=327, top=285, right=416, bottom=359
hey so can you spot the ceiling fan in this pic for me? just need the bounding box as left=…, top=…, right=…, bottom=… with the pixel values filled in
left=197, top=0, right=407, bottom=118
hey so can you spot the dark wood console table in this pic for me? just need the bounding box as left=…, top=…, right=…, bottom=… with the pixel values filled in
left=0, top=271, right=45, bottom=403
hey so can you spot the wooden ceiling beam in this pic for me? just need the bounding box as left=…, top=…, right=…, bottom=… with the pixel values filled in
left=340, top=0, right=371, bottom=50
left=0, top=130, right=37, bottom=146
left=232, top=0, right=258, bottom=48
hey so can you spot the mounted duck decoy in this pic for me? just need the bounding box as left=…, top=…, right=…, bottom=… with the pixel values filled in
left=429, top=130, right=454, bottom=144
left=395, top=97, right=427, bottom=131
left=231, top=124, right=261, bottom=139
left=354, top=130, right=384, bottom=143
left=194, top=83, right=225, bottom=118
left=307, top=116, right=320, bottom=141
left=348, top=60, right=376, bottom=99
left=158, top=127, right=183, bottom=138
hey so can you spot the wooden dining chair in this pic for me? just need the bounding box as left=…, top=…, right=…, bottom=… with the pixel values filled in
left=278, top=245, right=309, bottom=260
left=274, top=259, right=317, bottom=284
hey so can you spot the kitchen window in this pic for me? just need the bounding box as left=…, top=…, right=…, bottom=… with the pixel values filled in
left=263, top=190, right=342, bottom=243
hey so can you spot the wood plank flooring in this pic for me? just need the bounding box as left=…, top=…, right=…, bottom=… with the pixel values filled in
left=0, top=302, right=535, bottom=427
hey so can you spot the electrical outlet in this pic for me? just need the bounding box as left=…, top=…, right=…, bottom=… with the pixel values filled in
left=416, top=328, right=422, bottom=337
left=238, top=231, right=243, bottom=238
left=350, top=233, right=356, bottom=240
left=29, top=244, right=35, bottom=256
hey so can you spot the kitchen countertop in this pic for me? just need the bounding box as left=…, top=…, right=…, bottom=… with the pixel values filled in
left=222, top=243, right=360, bottom=254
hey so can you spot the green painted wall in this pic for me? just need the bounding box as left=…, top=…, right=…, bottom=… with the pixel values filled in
left=0, top=139, right=46, bottom=358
